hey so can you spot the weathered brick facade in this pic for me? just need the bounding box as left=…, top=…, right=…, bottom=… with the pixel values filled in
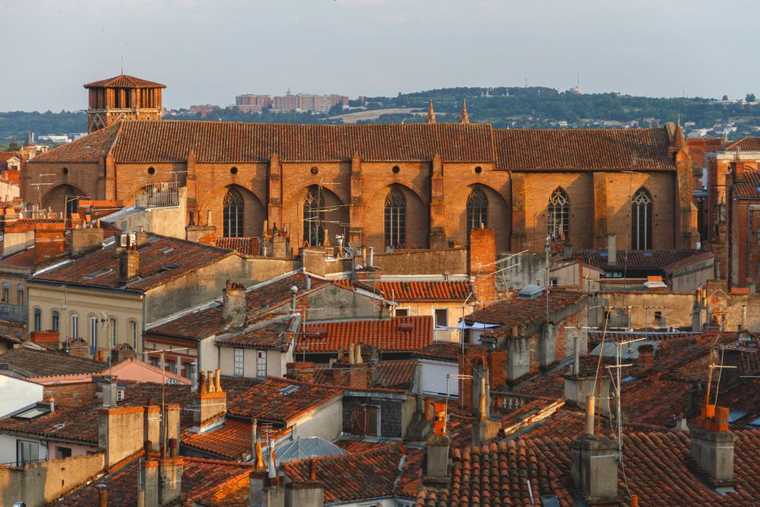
left=24, top=80, right=698, bottom=255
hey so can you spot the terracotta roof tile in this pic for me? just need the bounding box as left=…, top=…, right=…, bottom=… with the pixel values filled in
left=108, top=121, right=495, bottom=164
left=417, top=430, right=760, bottom=506
left=723, top=137, right=760, bottom=152
left=54, top=455, right=250, bottom=507
left=283, top=443, right=404, bottom=503
left=733, top=170, right=760, bottom=198
left=298, top=316, right=433, bottom=353
left=224, top=376, right=342, bottom=424
left=465, top=290, right=587, bottom=330
left=32, top=123, right=120, bottom=163
left=147, top=272, right=325, bottom=341
left=0, top=347, right=106, bottom=378
left=312, top=359, right=417, bottom=389
left=32, top=234, right=232, bottom=292
left=183, top=418, right=252, bottom=460
left=215, top=316, right=296, bottom=351
left=214, top=236, right=260, bottom=256
left=495, top=127, right=677, bottom=171
left=579, top=249, right=713, bottom=273
left=374, top=280, right=473, bottom=302
left=83, top=74, right=166, bottom=89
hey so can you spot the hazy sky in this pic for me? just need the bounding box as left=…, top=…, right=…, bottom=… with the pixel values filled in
left=2, top=0, right=760, bottom=111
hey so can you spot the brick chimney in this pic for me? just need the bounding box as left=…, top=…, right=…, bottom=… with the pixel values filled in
left=159, top=438, right=184, bottom=505
left=690, top=404, right=735, bottom=486
left=71, top=225, right=104, bottom=256
left=469, top=227, right=496, bottom=306
left=423, top=401, right=450, bottom=487
left=222, top=280, right=247, bottom=330
left=141, top=458, right=159, bottom=507
left=33, top=221, right=66, bottom=265
left=570, top=396, right=620, bottom=504
left=285, top=460, right=324, bottom=507
left=144, top=405, right=161, bottom=452
left=196, top=369, right=227, bottom=433
left=118, top=246, right=140, bottom=284
left=98, top=406, right=145, bottom=467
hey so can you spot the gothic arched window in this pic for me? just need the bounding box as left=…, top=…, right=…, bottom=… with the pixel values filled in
left=547, top=188, right=570, bottom=241
left=223, top=188, right=244, bottom=238
left=384, top=189, right=406, bottom=249
left=304, top=187, right=325, bottom=247
left=467, top=188, right=488, bottom=234
left=632, top=188, right=653, bottom=250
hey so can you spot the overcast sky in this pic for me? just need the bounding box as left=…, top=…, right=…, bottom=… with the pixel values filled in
left=2, top=0, right=759, bottom=111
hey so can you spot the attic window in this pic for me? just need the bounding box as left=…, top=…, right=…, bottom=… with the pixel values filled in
left=160, top=247, right=175, bottom=255
left=280, top=385, right=300, bottom=396
left=729, top=410, right=747, bottom=424
left=83, top=268, right=114, bottom=280
left=159, top=263, right=179, bottom=272
left=14, top=405, right=51, bottom=419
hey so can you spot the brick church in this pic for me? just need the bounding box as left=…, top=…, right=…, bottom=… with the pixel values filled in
left=24, top=74, right=698, bottom=254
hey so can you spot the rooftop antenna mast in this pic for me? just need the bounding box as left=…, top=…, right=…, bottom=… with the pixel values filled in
left=606, top=336, right=646, bottom=451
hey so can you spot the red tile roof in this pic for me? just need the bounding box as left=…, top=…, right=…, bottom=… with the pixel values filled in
left=111, top=121, right=495, bottom=164
left=374, top=280, right=473, bottom=302
left=215, top=316, right=296, bottom=351
left=147, top=272, right=325, bottom=341
left=298, top=316, right=433, bottom=353
left=416, top=430, right=760, bottom=506
left=32, top=234, right=233, bottom=292
left=495, top=127, right=677, bottom=171
left=283, top=444, right=405, bottom=503
left=723, top=137, right=760, bottom=152
left=465, top=290, right=587, bottom=330
left=32, top=123, right=120, bottom=163
left=83, top=74, right=166, bottom=89
left=183, top=418, right=252, bottom=460
left=733, top=170, right=760, bottom=199
left=54, top=455, right=250, bottom=507
left=579, top=249, right=714, bottom=273
left=312, top=359, right=417, bottom=390
left=0, top=347, right=106, bottom=378
left=224, top=376, right=342, bottom=424
left=215, top=236, right=260, bottom=256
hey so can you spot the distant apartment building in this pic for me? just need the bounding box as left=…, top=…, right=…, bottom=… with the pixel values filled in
left=235, top=94, right=273, bottom=113
left=236, top=92, right=348, bottom=113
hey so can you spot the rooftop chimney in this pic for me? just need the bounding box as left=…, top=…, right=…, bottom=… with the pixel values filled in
left=71, top=225, right=104, bottom=256
left=196, top=369, right=226, bottom=433
left=423, top=402, right=450, bottom=486
left=570, top=395, right=619, bottom=504
left=144, top=405, right=161, bottom=453
left=142, top=458, right=159, bottom=507
left=285, top=460, right=324, bottom=507
left=222, top=280, right=247, bottom=330
left=159, top=439, right=184, bottom=505
left=607, top=234, right=617, bottom=265
left=101, top=376, right=118, bottom=408
left=97, top=484, right=108, bottom=507
left=689, top=404, right=735, bottom=486
left=118, top=246, right=140, bottom=284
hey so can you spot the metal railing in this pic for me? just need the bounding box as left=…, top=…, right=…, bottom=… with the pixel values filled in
left=0, top=303, right=27, bottom=323
left=135, top=182, right=180, bottom=209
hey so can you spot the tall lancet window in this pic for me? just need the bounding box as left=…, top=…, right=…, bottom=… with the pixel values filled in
left=631, top=188, right=653, bottom=250
left=223, top=188, right=244, bottom=237
left=304, top=187, right=325, bottom=247
left=384, top=189, right=406, bottom=249
left=547, top=188, right=570, bottom=241
left=467, top=188, right=488, bottom=234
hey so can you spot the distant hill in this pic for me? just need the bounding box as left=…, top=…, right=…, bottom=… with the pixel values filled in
left=3, top=86, right=760, bottom=142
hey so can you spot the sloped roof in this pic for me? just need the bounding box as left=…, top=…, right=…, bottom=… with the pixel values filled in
left=298, top=316, right=434, bottom=353
left=283, top=444, right=405, bottom=503
left=465, top=290, right=587, bottom=329
left=32, top=234, right=233, bottom=292
left=374, top=280, right=473, bottom=302
left=494, top=127, right=677, bottom=171
left=32, top=123, right=120, bottom=163
left=734, top=170, right=760, bottom=199
left=83, top=74, right=166, bottom=89
left=110, top=121, right=495, bottom=164
left=416, top=431, right=760, bottom=506
left=0, top=347, right=106, bottom=378
left=723, top=137, right=760, bottom=152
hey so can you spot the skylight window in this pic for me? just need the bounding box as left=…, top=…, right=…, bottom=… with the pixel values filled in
left=280, top=385, right=300, bottom=396
left=160, top=247, right=175, bottom=255
left=749, top=417, right=760, bottom=427
left=728, top=410, right=747, bottom=423
left=14, top=406, right=50, bottom=419
left=83, top=268, right=114, bottom=280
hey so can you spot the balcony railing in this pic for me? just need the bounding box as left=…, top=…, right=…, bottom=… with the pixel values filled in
left=0, top=303, right=27, bottom=323
left=135, top=182, right=180, bottom=209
